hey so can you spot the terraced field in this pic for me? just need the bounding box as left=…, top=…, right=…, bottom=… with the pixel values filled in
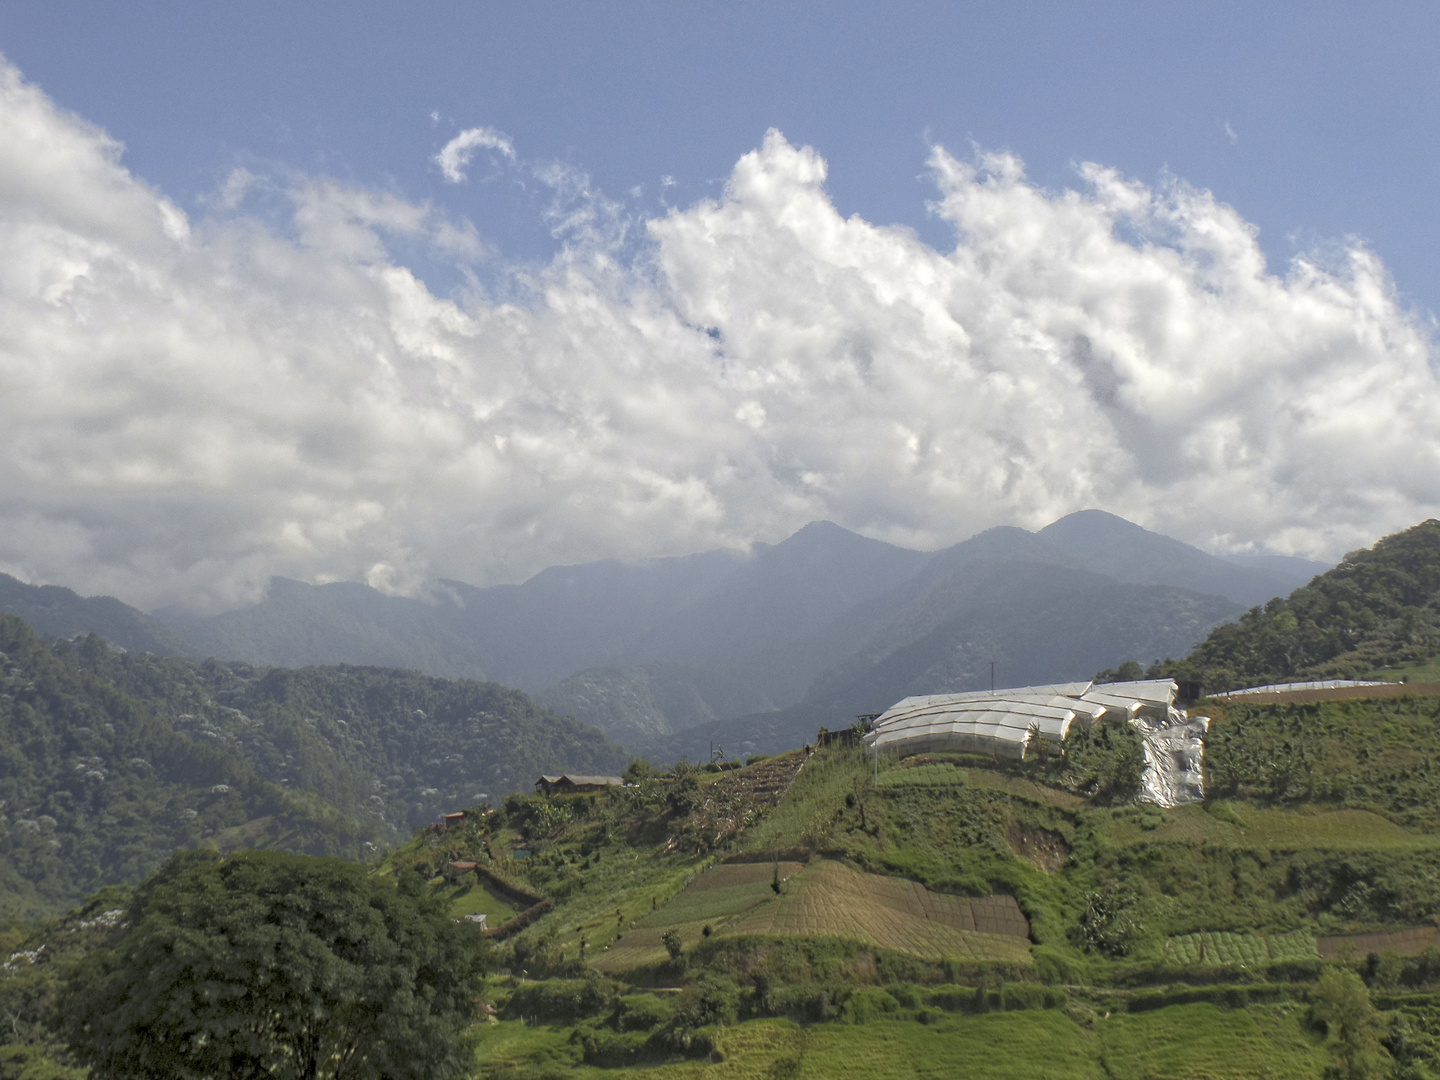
left=1163, top=929, right=1318, bottom=967
left=1105, top=802, right=1440, bottom=850
left=590, top=862, right=805, bottom=972
left=1317, top=925, right=1440, bottom=958
left=474, top=1004, right=1329, bottom=1079
left=447, top=879, right=524, bottom=924
left=593, top=859, right=1032, bottom=970
left=723, top=860, right=1032, bottom=963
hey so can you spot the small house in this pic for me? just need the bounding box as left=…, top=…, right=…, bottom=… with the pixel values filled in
left=534, top=774, right=625, bottom=796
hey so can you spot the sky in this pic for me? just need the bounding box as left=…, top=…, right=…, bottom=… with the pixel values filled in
left=1, top=2, right=1438, bottom=612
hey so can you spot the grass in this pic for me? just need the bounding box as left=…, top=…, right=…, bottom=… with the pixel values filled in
left=735, top=749, right=867, bottom=853
left=447, top=880, right=524, bottom=923
left=1100, top=802, right=1440, bottom=851
left=722, top=860, right=1032, bottom=964
left=1099, top=1003, right=1326, bottom=1080
left=793, top=1012, right=1099, bottom=1079
left=1164, top=930, right=1318, bottom=967
left=472, top=1003, right=1329, bottom=1080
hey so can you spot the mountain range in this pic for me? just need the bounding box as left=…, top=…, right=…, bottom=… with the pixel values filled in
left=0, top=511, right=1327, bottom=757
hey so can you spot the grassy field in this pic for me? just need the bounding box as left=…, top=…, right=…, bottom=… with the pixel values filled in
left=723, top=860, right=1032, bottom=964
left=1099, top=1003, right=1327, bottom=1080
left=445, top=879, right=525, bottom=923
left=1098, top=801, right=1440, bottom=851
left=474, top=1003, right=1329, bottom=1079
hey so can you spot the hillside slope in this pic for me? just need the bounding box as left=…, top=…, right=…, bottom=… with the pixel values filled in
left=0, top=613, right=628, bottom=918
left=0, top=615, right=370, bottom=920
left=0, top=573, right=198, bottom=657
left=1158, top=518, right=1440, bottom=690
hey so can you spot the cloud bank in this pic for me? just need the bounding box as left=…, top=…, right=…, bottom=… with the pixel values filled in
left=1, top=58, right=1437, bottom=612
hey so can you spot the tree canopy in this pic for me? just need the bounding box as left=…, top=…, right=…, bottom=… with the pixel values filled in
left=59, top=850, right=488, bottom=1080
left=1157, top=519, right=1440, bottom=690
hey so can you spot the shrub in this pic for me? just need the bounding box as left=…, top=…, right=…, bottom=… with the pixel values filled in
left=672, top=974, right=739, bottom=1030
left=839, top=987, right=900, bottom=1023
left=611, top=993, right=673, bottom=1033
left=1001, top=983, right=1065, bottom=1010
left=504, top=976, right=617, bottom=1024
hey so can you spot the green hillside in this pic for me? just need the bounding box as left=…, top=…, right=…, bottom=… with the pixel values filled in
left=12, top=520, right=1440, bottom=1078
left=0, top=613, right=627, bottom=920
left=1157, top=519, right=1440, bottom=691
left=10, top=691, right=1440, bottom=1076
left=327, top=688, right=1440, bottom=1078
left=0, top=615, right=370, bottom=921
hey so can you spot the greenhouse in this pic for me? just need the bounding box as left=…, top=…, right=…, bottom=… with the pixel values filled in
left=863, top=678, right=1207, bottom=806
left=863, top=679, right=1179, bottom=760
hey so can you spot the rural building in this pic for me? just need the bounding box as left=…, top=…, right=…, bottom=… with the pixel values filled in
left=534, top=774, right=625, bottom=796
left=864, top=678, right=1208, bottom=807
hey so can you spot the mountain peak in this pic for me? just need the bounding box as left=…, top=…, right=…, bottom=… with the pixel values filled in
left=1038, top=509, right=1153, bottom=545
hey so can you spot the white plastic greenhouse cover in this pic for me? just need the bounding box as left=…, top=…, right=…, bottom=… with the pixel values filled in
left=863, top=678, right=1206, bottom=806
left=1209, top=679, right=1389, bottom=698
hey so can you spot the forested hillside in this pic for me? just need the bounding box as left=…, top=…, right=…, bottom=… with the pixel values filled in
left=1157, top=519, right=1440, bottom=690
left=68, top=644, right=629, bottom=832
left=0, top=616, right=368, bottom=920
left=0, top=614, right=626, bottom=918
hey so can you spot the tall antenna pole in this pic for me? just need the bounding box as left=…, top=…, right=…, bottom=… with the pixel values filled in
left=990, top=660, right=996, bottom=692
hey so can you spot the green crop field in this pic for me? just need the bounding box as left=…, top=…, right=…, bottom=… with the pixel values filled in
left=1101, top=801, right=1440, bottom=851
left=1164, top=930, right=1319, bottom=967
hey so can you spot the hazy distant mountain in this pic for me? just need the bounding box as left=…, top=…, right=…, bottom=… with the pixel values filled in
left=165, top=577, right=490, bottom=680
left=1, top=512, right=1331, bottom=754
left=0, top=573, right=198, bottom=657
left=0, top=612, right=625, bottom=916
left=1035, top=510, right=1323, bottom=607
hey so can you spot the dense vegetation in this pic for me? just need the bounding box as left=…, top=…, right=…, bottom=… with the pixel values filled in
left=61, top=850, right=488, bottom=1080
left=10, top=689, right=1440, bottom=1077
left=64, top=643, right=627, bottom=832
left=0, top=613, right=626, bottom=920
left=0, top=615, right=369, bottom=921
left=1156, top=519, right=1440, bottom=691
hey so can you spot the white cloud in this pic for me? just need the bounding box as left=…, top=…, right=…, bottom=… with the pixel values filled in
left=1, top=61, right=1438, bottom=614
left=434, top=125, right=515, bottom=182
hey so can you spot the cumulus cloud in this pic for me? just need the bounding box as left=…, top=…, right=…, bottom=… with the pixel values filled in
left=434, top=125, right=515, bottom=182
left=1, top=58, right=1438, bottom=613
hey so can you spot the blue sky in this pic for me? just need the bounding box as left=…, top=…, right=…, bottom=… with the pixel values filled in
left=0, top=3, right=1438, bottom=610
left=5, top=2, right=1438, bottom=308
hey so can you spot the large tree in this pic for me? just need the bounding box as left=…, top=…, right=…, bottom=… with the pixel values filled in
left=59, top=850, right=487, bottom=1080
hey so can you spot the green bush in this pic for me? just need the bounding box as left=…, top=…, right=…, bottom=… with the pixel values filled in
left=611, top=993, right=672, bottom=1033
left=839, top=987, right=900, bottom=1023
left=503, top=976, right=617, bottom=1024
left=1001, top=983, right=1065, bottom=1010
